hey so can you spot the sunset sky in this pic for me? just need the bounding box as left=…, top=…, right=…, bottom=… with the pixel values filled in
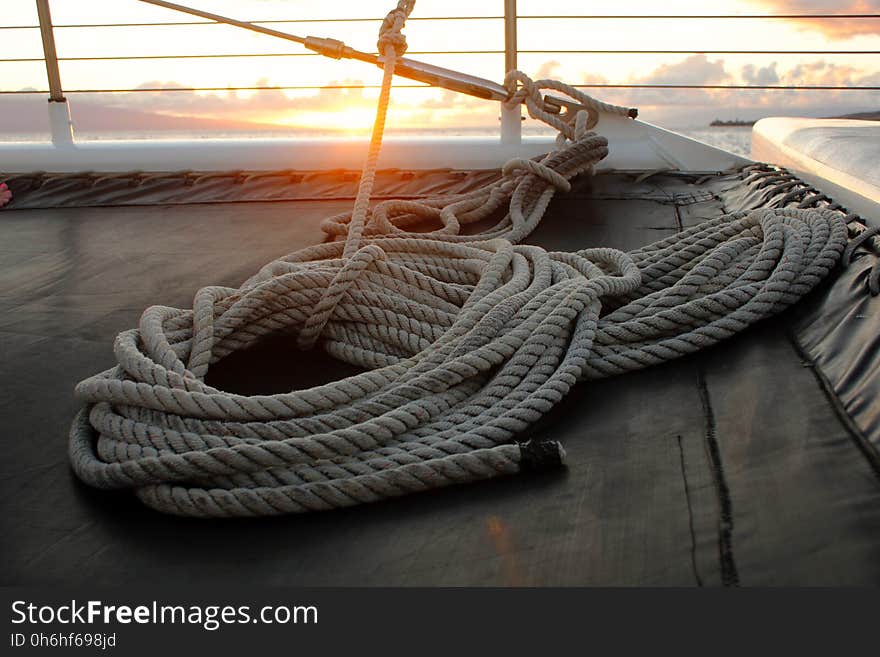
left=1, top=0, right=878, bottom=136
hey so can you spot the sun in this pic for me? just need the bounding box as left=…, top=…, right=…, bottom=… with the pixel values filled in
left=274, top=107, right=383, bottom=133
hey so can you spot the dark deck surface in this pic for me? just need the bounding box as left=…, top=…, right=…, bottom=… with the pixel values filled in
left=2, top=170, right=879, bottom=586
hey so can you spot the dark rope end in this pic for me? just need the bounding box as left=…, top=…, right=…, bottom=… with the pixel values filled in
left=517, top=439, right=566, bottom=472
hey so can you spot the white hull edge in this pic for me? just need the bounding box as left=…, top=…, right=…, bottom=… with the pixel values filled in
left=752, top=117, right=880, bottom=221
left=0, top=113, right=750, bottom=174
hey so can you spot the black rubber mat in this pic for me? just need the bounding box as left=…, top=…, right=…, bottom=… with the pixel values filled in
left=1, top=169, right=878, bottom=585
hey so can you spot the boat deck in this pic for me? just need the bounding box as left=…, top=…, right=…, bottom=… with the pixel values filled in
left=2, top=168, right=879, bottom=585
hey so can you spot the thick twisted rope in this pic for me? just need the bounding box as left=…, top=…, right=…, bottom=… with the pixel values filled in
left=67, top=4, right=849, bottom=517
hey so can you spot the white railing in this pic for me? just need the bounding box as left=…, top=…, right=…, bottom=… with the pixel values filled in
left=1, top=1, right=877, bottom=172
left=4, top=2, right=879, bottom=144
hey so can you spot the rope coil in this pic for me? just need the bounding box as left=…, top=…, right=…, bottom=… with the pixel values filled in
left=68, top=4, right=850, bottom=517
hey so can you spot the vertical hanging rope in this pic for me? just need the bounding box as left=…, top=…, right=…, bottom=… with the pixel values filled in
left=341, top=0, right=414, bottom=258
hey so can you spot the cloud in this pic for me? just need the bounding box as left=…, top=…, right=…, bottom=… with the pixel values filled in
left=534, top=60, right=562, bottom=80
left=2, top=51, right=877, bottom=136
left=0, top=77, right=387, bottom=134
left=783, top=60, right=863, bottom=85
left=147, top=55, right=873, bottom=122
left=547, top=52, right=878, bottom=125
left=748, top=0, right=880, bottom=39
left=418, top=89, right=486, bottom=111
left=614, top=56, right=880, bottom=124
left=638, top=54, right=730, bottom=85
left=106, top=78, right=376, bottom=124
left=600, top=55, right=732, bottom=107
left=742, top=63, right=780, bottom=85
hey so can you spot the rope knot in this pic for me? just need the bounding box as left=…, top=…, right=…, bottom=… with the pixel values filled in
left=377, top=0, right=415, bottom=57
left=502, top=158, right=572, bottom=193
left=377, top=30, right=408, bottom=57
left=297, top=244, right=388, bottom=350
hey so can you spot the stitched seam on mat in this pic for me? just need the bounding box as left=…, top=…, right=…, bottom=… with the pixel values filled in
left=697, top=368, right=741, bottom=587
left=672, top=205, right=684, bottom=232
left=676, top=434, right=704, bottom=587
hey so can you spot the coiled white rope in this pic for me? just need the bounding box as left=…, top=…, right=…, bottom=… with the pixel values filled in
left=68, top=2, right=849, bottom=517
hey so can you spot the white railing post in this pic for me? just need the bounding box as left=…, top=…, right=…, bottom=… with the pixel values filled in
left=500, top=0, right=521, bottom=145
left=36, top=0, right=74, bottom=145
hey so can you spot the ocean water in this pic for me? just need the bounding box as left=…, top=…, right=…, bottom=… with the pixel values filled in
left=678, top=127, right=752, bottom=158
